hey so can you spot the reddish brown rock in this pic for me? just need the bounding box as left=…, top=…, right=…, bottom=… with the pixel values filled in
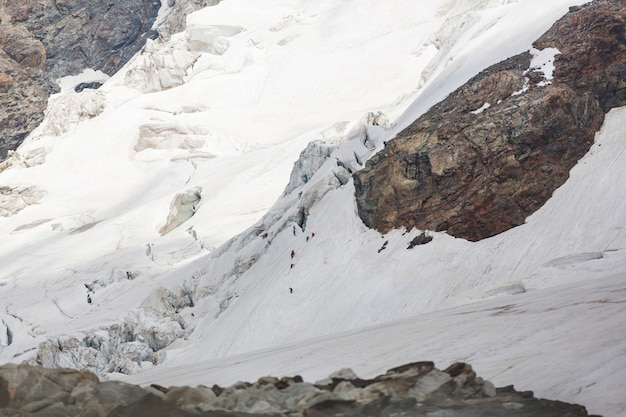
left=354, top=0, right=626, bottom=241
left=0, top=26, right=46, bottom=70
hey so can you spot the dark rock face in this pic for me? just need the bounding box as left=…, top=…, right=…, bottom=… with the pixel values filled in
left=354, top=0, right=626, bottom=241
left=0, top=25, right=56, bottom=160
left=1, top=0, right=160, bottom=79
left=0, top=0, right=162, bottom=160
left=0, top=362, right=598, bottom=416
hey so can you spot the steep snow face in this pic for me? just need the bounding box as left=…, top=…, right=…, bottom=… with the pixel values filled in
left=0, top=0, right=577, bottom=346
left=5, top=0, right=625, bottom=415
left=136, top=104, right=626, bottom=369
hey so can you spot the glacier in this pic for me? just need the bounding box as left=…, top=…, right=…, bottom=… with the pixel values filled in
left=0, top=0, right=624, bottom=416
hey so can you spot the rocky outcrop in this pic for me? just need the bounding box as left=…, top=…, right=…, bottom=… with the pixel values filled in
left=0, top=0, right=162, bottom=160
left=354, top=0, right=626, bottom=241
left=0, top=25, right=55, bottom=160
left=0, top=362, right=598, bottom=416
left=0, top=0, right=161, bottom=80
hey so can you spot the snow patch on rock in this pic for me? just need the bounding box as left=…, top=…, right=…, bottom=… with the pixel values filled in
left=57, top=69, right=110, bottom=94
left=528, top=46, right=560, bottom=81
left=470, top=102, right=491, bottom=114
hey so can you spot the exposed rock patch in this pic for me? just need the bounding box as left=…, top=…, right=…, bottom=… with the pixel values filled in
left=407, top=232, right=433, bottom=249
left=1, top=0, right=161, bottom=80
left=0, top=362, right=597, bottom=416
left=0, top=0, right=162, bottom=160
left=354, top=0, right=626, bottom=241
left=0, top=27, right=55, bottom=160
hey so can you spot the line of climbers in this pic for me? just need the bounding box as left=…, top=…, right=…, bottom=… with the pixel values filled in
left=289, top=232, right=315, bottom=293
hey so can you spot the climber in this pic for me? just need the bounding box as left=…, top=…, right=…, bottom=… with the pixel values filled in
left=291, top=250, right=295, bottom=258
left=311, top=232, right=315, bottom=238
left=87, top=294, right=92, bottom=304
left=289, top=287, right=293, bottom=294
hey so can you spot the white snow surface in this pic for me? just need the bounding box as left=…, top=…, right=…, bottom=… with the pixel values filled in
left=2, top=0, right=625, bottom=416
left=529, top=46, right=560, bottom=81
left=470, top=101, right=491, bottom=114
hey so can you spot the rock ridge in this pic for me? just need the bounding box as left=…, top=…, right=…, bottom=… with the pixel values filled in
left=354, top=0, right=626, bottom=241
left=0, top=361, right=598, bottom=416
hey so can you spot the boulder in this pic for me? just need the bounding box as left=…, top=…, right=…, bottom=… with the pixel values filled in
left=0, top=362, right=597, bottom=416
left=354, top=0, right=626, bottom=241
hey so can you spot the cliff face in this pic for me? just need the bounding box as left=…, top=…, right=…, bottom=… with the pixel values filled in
left=0, top=24, right=54, bottom=159
left=0, top=0, right=162, bottom=160
left=354, top=0, right=626, bottom=242
left=0, top=0, right=161, bottom=79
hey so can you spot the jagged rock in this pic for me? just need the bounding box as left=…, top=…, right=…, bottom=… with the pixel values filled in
left=0, top=0, right=162, bottom=160
left=0, top=364, right=99, bottom=411
left=106, top=394, right=198, bottom=417
left=354, top=0, right=626, bottom=241
left=407, top=232, right=433, bottom=249
left=0, top=26, right=46, bottom=70
left=0, top=39, right=54, bottom=160
left=0, top=362, right=597, bottom=416
left=162, top=385, right=216, bottom=410
left=74, top=81, right=103, bottom=92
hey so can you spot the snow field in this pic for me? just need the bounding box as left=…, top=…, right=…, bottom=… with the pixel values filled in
left=5, top=0, right=626, bottom=416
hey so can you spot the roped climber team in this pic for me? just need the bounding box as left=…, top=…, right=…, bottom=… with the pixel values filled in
left=288, top=232, right=315, bottom=293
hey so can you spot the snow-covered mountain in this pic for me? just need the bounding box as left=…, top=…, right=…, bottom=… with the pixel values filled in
left=1, top=0, right=625, bottom=416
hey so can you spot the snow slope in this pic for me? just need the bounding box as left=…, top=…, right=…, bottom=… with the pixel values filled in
left=125, top=272, right=626, bottom=417
left=2, top=0, right=625, bottom=415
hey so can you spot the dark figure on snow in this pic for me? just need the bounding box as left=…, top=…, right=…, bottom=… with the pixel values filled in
left=289, top=287, right=293, bottom=293
left=87, top=294, right=92, bottom=304
left=291, top=250, right=295, bottom=258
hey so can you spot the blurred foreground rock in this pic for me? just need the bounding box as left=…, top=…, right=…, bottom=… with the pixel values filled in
left=0, top=361, right=598, bottom=416
left=354, top=0, right=626, bottom=241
